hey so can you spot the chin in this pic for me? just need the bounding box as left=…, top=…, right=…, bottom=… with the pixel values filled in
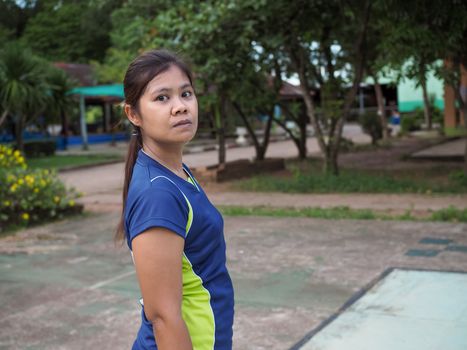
left=176, top=131, right=197, bottom=144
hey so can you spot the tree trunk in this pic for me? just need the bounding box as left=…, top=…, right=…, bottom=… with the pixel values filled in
left=217, top=127, right=226, bottom=165
left=298, top=113, right=307, bottom=159
left=372, top=75, right=389, bottom=139
left=324, top=145, right=339, bottom=175
left=294, top=56, right=327, bottom=157
left=334, top=0, right=372, bottom=170
left=279, top=102, right=309, bottom=159
left=15, top=114, right=25, bottom=153
left=420, top=77, right=432, bottom=130
left=0, top=110, right=8, bottom=128
left=259, top=109, right=274, bottom=161
left=273, top=114, right=302, bottom=156
left=464, top=136, right=467, bottom=177
left=232, top=102, right=263, bottom=160
left=214, top=102, right=226, bottom=165
left=60, top=110, right=69, bottom=150
left=448, top=66, right=467, bottom=176
left=462, top=102, right=467, bottom=176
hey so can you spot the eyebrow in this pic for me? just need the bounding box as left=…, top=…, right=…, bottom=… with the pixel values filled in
left=152, top=83, right=192, bottom=94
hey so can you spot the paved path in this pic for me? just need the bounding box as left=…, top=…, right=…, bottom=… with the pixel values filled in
left=1, top=212, right=466, bottom=349
left=59, top=131, right=467, bottom=214
left=59, top=124, right=371, bottom=196
left=412, top=137, right=466, bottom=159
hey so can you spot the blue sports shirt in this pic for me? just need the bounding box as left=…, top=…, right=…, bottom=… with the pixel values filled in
left=124, top=149, right=234, bottom=350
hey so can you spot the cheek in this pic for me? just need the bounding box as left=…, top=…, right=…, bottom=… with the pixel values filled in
left=139, top=109, right=170, bottom=138
left=191, top=100, right=199, bottom=119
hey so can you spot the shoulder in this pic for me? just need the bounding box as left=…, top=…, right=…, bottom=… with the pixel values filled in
left=129, top=174, right=188, bottom=212
left=124, top=173, right=190, bottom=249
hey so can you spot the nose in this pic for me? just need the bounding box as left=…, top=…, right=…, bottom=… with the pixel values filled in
left=172, top=97, right=188, bottom=115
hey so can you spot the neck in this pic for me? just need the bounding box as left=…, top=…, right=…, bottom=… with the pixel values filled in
left=141, top=139, right=185, bottom=177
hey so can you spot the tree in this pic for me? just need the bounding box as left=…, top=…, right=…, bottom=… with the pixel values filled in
left=21, top=0, right=121, bottom=63
left=0, top=0, right=47, bottom=40
left=254, top=0, right=372, bottom=174
left=433, top=3, right=467, bottom=175
left=384, top=0, right=467, bottom=173
left=145, top=0, right=275, bottom=164
left=363, top=6, right=394, bottom=140
left=93, top=0, right=173, bottom=83
left=44, top=66, right=77, bottom=148
left=382, top=1, right=452, bottom=131
left=0, top=43, right=49, bottom=152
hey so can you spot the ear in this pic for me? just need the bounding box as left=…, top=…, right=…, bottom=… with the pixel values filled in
left=124, top=104, right=141, bottom=127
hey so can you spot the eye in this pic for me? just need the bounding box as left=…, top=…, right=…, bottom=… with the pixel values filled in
left=181, top=90, right=193, bottom=98
left=155, top=95, right=168, bottom=102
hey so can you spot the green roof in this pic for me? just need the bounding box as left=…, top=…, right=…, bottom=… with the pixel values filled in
left=68, top=84, right=124, bottom=98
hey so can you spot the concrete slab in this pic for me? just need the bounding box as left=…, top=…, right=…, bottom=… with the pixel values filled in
left=294, top=269, right=467, bottom=350
left=411, top=138, right=465, bottom=161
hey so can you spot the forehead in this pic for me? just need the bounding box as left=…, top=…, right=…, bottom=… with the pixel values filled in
left=145, top=65, right=191, bottom=93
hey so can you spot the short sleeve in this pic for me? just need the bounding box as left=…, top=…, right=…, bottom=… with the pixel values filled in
left=125, top=186, right=188, bottom=249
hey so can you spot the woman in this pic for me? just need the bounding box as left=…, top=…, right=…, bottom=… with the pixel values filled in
left=115, top=49, right=234, bottom=350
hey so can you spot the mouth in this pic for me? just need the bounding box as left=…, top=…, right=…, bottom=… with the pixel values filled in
left=173, top=119, right=192, bottom=127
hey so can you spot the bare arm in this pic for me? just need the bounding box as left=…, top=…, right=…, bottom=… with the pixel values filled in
left=132, top=227, right=192, bottom=350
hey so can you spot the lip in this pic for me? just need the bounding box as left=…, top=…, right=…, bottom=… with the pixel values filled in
left=173, top=119, right=192, bottom=127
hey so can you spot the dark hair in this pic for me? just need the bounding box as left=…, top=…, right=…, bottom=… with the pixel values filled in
left=115, top=49, right=193, bottom=243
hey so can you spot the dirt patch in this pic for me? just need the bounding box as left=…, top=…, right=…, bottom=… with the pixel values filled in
left=203, top=136, right=464, bottom=193
left=338, top=136, right=460, bottom=170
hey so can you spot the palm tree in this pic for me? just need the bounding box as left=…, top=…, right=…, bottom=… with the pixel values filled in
left=44, top=66, right=77, bottom=149
left=0, top=42, right=49, bottom=152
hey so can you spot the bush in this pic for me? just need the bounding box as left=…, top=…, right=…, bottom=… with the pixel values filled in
left=22, top=139, right=57, bottom=158
left=411, top=101, right=443, bottom=129
left=0, top=145, right=81, bottom=232
left=449, top=170, right=467, bottom=188
left=358, top=112, right=383, bottom=145
left=401, top=114, right=422, bottom=134
left=339, top=137, right=355, bottom=152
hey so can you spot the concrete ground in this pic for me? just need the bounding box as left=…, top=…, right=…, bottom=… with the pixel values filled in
left=411, top=137, right=466, bottom=160
left=1, top=129, right=466, bottom=349
left=0, top=212, right=466, bottom=349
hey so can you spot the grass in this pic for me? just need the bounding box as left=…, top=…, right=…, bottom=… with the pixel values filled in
left=430, top=206, right=467, bottom=222
left=218, top=205, right=467, bottom=223
left=233, top=159, right=467, bottom=194
left=27, top=154, right=123, bottom=171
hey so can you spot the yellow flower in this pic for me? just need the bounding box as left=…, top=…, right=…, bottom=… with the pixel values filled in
left=34, top=188, right=39, bottom=193
left=21, top=213, right=30, bottom=221
left=53, top=196, right=60, bottom=203
left=10, top=184, right=17, bottom=192
left=68, top=200, right=75, bottom=207
left=40, top=179, right=46, bottom=187
left=25, top=175, right=34, bottom=184
left=6, top=149, right=12, bottom=155
left=17, top=178, right=24, bottom=185
left=13, top=150, right=20, bottom=157
left=3, top=200, right=11, bottom=207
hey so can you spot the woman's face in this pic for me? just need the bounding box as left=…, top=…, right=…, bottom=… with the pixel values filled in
left=127, top=65, right=198, bottom=146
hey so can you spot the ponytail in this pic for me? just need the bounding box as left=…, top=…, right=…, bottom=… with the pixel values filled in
left=115, top=127, right=142, bottom=243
